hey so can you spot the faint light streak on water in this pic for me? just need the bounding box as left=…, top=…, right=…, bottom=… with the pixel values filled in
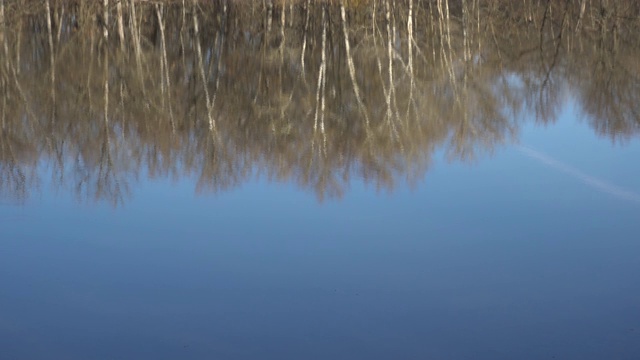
left=518, top=145, right=640, bottom=205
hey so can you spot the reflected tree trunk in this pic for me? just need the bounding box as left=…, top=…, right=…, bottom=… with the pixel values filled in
left=313, top=4, right=327, bottom=140
left=192, top=0, right=215, bottom=131
left=383, top=0, right=399, bottom=141
left=129, top=0, right=145, bottom=95
left=46, top=0, right=56, bottom=108
left=0, top=0, right=7, bottom=75
left=103, top=0, right=109, bottom=40
left=117, top=0, right=125, bottom=52
left=300, top=0, right=311, bottom=78
left=340, top=0, right=370, bottom=130
left=406, top=0, right=415, bottom=118
left=155, top=3, right=175, bottom=132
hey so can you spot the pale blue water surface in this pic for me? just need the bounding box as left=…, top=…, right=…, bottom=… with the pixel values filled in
left=1, top=2, right=640, bottom=358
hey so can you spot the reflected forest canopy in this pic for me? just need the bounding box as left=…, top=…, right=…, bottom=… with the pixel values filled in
left=0, top=0, right=639, bottom=205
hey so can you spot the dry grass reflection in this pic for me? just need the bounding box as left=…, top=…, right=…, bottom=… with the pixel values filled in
left=0, top=0, right=638, bottom=205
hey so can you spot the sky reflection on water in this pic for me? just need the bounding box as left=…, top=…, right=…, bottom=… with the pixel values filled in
left=2, top=101, right=639, bottom=359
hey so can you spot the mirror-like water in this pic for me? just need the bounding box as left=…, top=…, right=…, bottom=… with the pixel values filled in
left=1, top=1, right=639, bottom=358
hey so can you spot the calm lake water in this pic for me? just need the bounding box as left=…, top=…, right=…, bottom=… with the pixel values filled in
left=1, top=1, right=639, bottom=359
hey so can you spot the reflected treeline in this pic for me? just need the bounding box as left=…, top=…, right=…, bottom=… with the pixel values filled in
left=0, top=0, right=639, bottom=205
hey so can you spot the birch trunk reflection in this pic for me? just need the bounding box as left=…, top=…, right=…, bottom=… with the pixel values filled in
left=0, top=0, right=638, bottom=205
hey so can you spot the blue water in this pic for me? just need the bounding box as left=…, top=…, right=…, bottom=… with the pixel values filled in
left=1, top=101, right=639, bottom=359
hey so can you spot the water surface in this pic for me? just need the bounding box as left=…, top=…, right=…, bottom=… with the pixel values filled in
left=1, top=1, right=639, bottom=359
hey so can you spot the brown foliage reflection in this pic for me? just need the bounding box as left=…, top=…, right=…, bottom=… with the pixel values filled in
left=0, top=0, right=639, bottom=205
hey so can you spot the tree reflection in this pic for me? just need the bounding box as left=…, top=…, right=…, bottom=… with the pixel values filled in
left=0, top=0, right=638, bottom=204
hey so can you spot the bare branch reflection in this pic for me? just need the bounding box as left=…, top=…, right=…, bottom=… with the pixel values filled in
left=0, top=1, right=638, bottom=205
